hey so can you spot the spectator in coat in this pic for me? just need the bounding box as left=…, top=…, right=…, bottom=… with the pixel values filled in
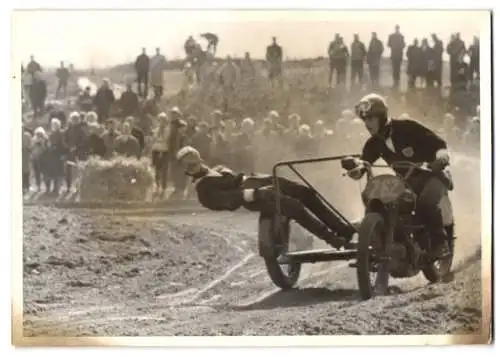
left=266, top=37, right=283, bottom=86
left=420, top=39, right=435, bottom=89
left=367, top=32, right=384, bottom=88
left=78, top=86, right=94, bottom=112
left=135, top=48, right=150, bottom=98
left=168, top=108, right=189, bottom=200
left=151, top=112, right=171, bottom=197
left=93, top=79, right=115, bottom=123
left=406, top=38, right=421, bottom=89
left=29, top=71, right=47, bottom=119
left=46, top=118, right=66, bottom=195
left=140, top=85, right=162, bottom=136
left=328, top=34, right=349, bottom=88
left=84, top=122, right=106, bottom=159
left=114, top=122, right=141, bottom=159
left=22, top=131, right=32, bottom=193
left=56, top=61, right=70, bottom=98
left=233, top=117, right=255, bottom=172
left=150, top=48, right=168, bottom=97
left=189, top=121, right=213, bottom=164
left=218, top=56, right=241, bottom=112
left=468, top=36, right=480, bottom=80
left=124, top=116, right=146, bottom=155
left=64, top=112, right=87, bottom=190
left=100, top=119, right=121, bottom=158
left=119, top=83, right=140, bottom=117
left=350, top=34, right=367, bottom=90
left=387, top=25, right=406, bottom=89
left=431, top=33, right=444, bottom=87
left=26, top=55, right=42, bottom=76
left=31, top=127, right=49, bottom=191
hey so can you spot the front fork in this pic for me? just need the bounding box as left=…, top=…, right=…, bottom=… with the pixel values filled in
left=374, top=203, right=398, bottom=294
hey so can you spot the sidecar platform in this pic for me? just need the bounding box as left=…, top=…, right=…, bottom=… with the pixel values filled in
left=277, top=247, right=360, bottom=264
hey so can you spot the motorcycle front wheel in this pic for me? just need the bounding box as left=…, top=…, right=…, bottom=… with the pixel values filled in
left=356, top=212, right=390, bottom=300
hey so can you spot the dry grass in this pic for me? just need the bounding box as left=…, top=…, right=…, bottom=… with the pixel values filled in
left=78, top=156, right=155, bottom=202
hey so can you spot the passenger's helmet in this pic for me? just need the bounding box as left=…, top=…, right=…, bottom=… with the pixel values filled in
left=354, top=93, right=389, bottom=129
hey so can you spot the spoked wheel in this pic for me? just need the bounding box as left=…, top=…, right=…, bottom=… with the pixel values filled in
left=422, top=236, right=455, bottom=283
left=258, top=214, right=301, bottom=290
left=356, top=212, right=390, bottom=300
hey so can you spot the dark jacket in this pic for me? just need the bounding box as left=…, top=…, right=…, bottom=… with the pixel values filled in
left=135, top=54, right=150, bottom=74
left=361, top=119, right=447, bottom=166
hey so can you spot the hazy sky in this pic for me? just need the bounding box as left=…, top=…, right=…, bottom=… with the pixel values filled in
left=12, top=10, right=490, bottom=68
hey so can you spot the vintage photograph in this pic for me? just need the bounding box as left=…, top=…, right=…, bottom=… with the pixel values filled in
left=13, top=9, right=491, bottom=342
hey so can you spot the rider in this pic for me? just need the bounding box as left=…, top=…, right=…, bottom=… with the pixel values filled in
left=176, top=146, right=357, bottom=249
left=344, top=93, right=453, bottom=258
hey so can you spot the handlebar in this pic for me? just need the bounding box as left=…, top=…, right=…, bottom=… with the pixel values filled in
left=341, top=157, right=432, bottom=181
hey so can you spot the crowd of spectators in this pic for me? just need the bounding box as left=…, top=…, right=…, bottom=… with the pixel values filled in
left=20, top=26, right=482, bottom=200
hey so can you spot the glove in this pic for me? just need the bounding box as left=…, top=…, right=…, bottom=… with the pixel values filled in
left=428, top=156, right=450, bottom=173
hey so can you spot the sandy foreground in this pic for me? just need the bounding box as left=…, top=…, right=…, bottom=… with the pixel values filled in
left=21, top=157, right=486, bottom=337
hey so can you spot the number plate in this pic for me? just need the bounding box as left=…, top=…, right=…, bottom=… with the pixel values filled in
left=363, top=175, right=407, bottom=204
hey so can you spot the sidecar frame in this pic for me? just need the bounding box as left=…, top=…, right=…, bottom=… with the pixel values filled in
left=257, top=154, right=361, bottom=264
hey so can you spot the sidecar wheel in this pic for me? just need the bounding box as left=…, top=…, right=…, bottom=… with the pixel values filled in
left=259, top=215, right=301, bottom=290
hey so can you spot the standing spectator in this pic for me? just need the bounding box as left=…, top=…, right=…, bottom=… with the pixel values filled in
left=29, top=71, right=47, bottom=119
left=119, top=83, right=140, bottom=117
left=233, top=117, right=255, bottom=172
left=420, top=39, right=435, bottom=89
left=56, top=61, right=70, bottom=98
left=78, top=86, right=94, bottom=112
left=93, top=79, right=115, bottom=124
left=47, top=102, right=67, bottom=128
left=31, top=127, right=49, bottom=192
left=350, top=34, right=367, bottom=90
left=447, top=33, right=466, bottom=87
left=150, top=48, right=168, bottom=97
left=367, top=32, right=384, bottom=89
left=100, top=119, right=121, bottom=158
left=26, top=55, right=42, bottom=76
left=218, top=55, right=241, bottom=112
left=151, top=112, right=171, bottom=197
left=406, top=38, right=421, bottom=89
left=431, top=33, right=444, bottom=87
left=134, top=48, right=150, bottom=98
left=168, top=108, right=188, bottom=200
left=63, top=112, right=86, bottom=191
left=22, top=131, right=32, bottom=194
left=387, top=25, right=406, bottom=89
left=328, top=34, right=349, bottom=88
left=189, top=121, right=213, bottom=165
left=22, top=68, right=33, bottom=106
left=83, top=122, right=106, bottom=159
left=125, top=116, right=146, bottom=155
left=240, top=52, right=256, bottom=80
left=468, top=36, right=480, bottom=80
left=46, top=118, right=66, bottom=195
left=140, top=85, right=163, bottom=136
left=200, top=32, right=219, bottom=55
left=266, top=37, right=283, bottom=86
left=114, top=122, right=141, bottom=159
left=212, top=119, right=236, bottom=167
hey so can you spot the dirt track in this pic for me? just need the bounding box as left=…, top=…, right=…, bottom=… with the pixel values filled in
left=22, top=154, right=485, bottom=336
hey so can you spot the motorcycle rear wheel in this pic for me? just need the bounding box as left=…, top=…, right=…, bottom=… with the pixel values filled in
left=357, top=212, right=389, bottom=300
left=422, top=237, right=455, bottom=283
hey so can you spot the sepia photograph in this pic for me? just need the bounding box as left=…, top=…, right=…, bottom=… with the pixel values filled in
left=11, top=7, right=492, bottom=346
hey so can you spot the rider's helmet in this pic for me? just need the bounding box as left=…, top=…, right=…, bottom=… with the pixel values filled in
left=354, top=93, right=389, bottom=131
